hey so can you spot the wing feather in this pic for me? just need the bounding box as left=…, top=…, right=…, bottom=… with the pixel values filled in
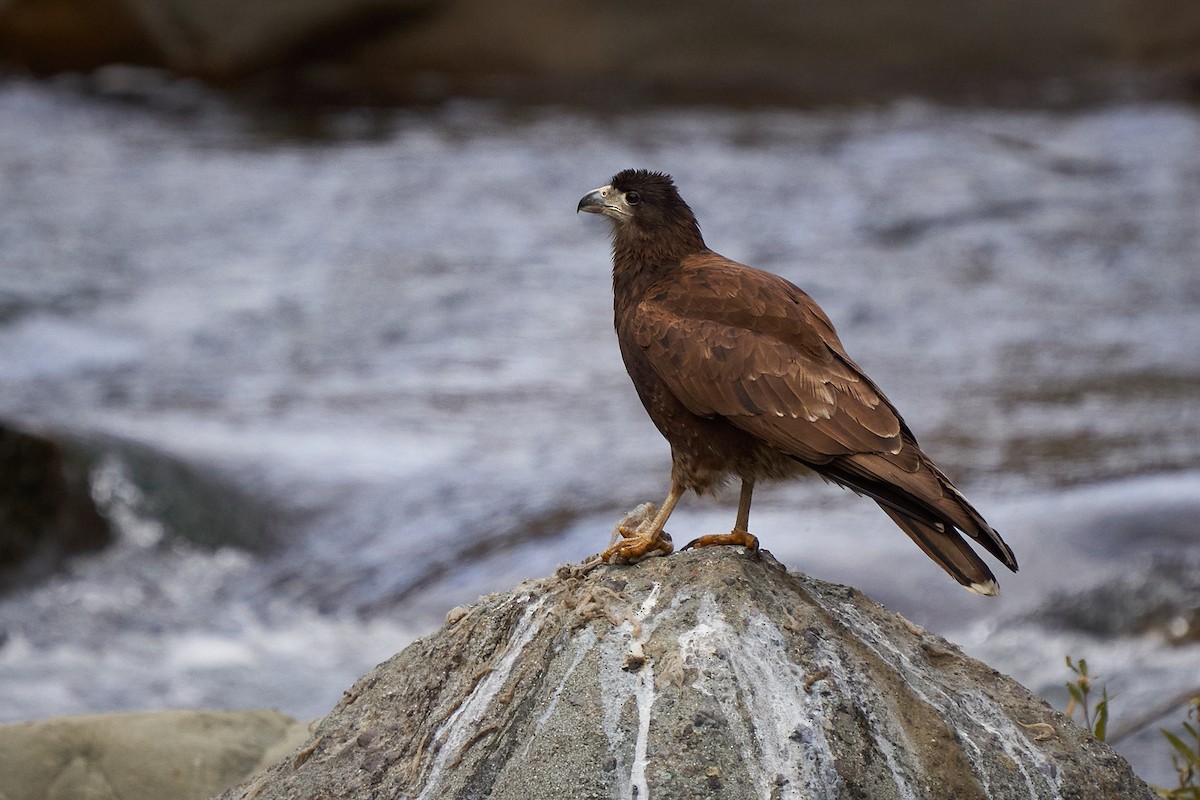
left=628, top=250, right=1022, bottom=574
left=629, top=250, right=1018, bottom=573
left=631, top=253, right=905, bottom=462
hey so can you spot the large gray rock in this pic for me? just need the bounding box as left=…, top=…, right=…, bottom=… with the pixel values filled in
left=224, top=548, right=1154, bottom=799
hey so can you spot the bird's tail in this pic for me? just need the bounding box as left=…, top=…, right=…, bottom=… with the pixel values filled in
left=876, top=504, right=1000, bottom=596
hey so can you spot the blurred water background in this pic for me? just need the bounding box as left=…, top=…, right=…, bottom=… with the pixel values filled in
left=0, top=70, right=1197, bottom=784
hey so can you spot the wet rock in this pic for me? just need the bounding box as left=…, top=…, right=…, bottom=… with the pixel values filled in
left=0, top=423, right=110, bottom=590
left=0, top=709, right=310, bottom=800
left=1033, top=557, right=1200, bottom=644
left=221, top=549, right=1154, bottom=799
left=88, top=435, right=279, bottom=553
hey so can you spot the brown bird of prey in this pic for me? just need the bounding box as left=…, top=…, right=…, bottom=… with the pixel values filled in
left=577, top=169, right=1018, bottom=595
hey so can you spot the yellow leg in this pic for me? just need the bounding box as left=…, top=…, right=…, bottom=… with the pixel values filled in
left=600, top=483, right=680, bottom=564
left=683, top=479, right=760, bottom=552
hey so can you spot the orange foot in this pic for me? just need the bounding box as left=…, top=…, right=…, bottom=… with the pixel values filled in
left=682, top=528, right=759, bottom=552
left=600, top=525, right=674, bottom=564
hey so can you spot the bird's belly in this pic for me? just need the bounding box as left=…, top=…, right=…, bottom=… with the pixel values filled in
left=621, top=345, right=806, bottom=494
left=665, top=411, right=809, bottom=495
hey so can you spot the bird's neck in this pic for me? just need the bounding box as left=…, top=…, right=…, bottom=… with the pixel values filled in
left=611, top=225, right=704, bottom=301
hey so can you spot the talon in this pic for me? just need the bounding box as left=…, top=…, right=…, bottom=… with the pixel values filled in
left=600, top=531, right=674, bottom=564
left=600, top=496, right=678, bottom=565
left=682, top=528, right=759, bottom=552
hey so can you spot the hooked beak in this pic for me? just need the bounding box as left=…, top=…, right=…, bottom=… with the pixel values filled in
left=577, top=185, right=610, bottom=214
left=577, top=184, right=628, bottom=219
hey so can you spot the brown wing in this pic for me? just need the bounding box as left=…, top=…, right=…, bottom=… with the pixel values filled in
left=632, top=251, right=1017, bottom=582
left=631, top=251, right=908, bottom=464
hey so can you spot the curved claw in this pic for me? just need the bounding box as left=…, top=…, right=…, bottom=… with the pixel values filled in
left=681, top=529, right=759, bottom=552
left=600, top=531, right=673, bottom=564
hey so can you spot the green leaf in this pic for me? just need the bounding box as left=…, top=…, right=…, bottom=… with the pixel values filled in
left=1095, top=697, right=1109, bottom=741
left=1163, top=730, right=1197, bottom=764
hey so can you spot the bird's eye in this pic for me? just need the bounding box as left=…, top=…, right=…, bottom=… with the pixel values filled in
left=625, top=191, right=641, bottom=205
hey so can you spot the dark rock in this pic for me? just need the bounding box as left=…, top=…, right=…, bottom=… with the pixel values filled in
left=0, top=422, right=110, bottom=590
left=0, top=0, right=435, bottom=77
left=1033, top=557, right=1200, bottom=644
left=0, top=0, right=153, bottom=74
left=222, top=549, right=1155, bottom=799
left=338, top=0, right=1200, bottom=105
left=89, top=435, right=278, bottom=553
left=117, top=0, right=436, bottom=77
left=2, top=0, right=1199, bottom=102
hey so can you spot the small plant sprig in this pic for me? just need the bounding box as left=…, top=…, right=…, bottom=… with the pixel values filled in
left=1065, top=655, right=1112, bottom=741
left=1157, top=696, right=1200, bottom=800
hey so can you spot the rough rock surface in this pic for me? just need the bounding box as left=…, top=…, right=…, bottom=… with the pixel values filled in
left=0, top=709, right=309, bottom=800
left=223, top=548, right=1154, bottom=799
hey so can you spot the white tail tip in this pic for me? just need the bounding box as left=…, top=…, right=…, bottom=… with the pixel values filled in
left=968, top=580, right=1000, bottom=597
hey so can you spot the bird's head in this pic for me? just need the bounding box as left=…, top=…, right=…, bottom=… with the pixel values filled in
left=578, top=169, right=703, bottom=250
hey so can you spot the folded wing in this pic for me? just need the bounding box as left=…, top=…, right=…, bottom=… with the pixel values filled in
left=631, top=251, right=1017, bottom=589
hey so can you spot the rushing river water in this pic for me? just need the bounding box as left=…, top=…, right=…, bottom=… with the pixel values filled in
left=1, top=75, right=1198, bottom=784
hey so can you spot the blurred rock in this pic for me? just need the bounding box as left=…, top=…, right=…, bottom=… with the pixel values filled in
left=1, top=0, right=1198, bottom=102
left=1033, top=558, right=1200, bottom=644
left=118, top=0, right=436, bottom=77
left=0, top=0, right=434, bottom=77
left=1120, top=0, right=1200, bottom=75
left=85, top=436, right=278, bottom=553
left=343, top=0, right=1196, bottom=104
left=0, top=423, right=110, bottom=591
left=222, top=549, right=1154, bottom=799
left=0, top=0, right=153, bottom=73
left=0, top=710, right=310, bottom=800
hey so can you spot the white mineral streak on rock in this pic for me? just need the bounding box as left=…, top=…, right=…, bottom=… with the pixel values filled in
left=599, top=636, right=637, bottom=800
left=599, top=582, right=667, bottom=800
left=520, top=625, right=597, bottom=760
left=679, top=593, right=843, bottom=800
left=630, top=660, right=655, bottom=799
left=629, top=582, right=662, bottom=799
left=639, top=582, right=663, bottom=617
left=866, top=720, right=918, bottom=800
left=960, top=689, right=1063, bottom=796
left=801, top=617, right=920, bottom=800
left=415, top=594, right=548, bottom=800
left=824, top=597, right=1064, bottom=800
